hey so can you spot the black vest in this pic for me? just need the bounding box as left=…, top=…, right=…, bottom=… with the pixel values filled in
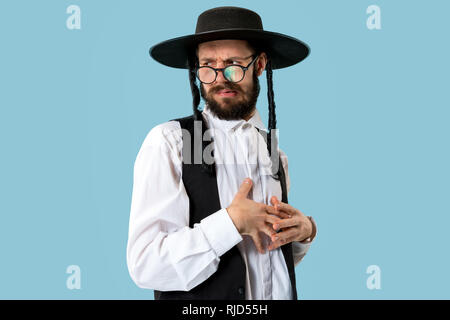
left=154, top=115, right=297, bottom=300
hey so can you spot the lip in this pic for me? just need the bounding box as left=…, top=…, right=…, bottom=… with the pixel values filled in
left=217, top=90, right=238, bottom=97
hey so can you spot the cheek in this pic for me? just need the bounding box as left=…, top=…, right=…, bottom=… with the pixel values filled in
left=244, top=71, right=258, bottom=88
left=201, top=84, right=212, bottom=95
left=240, top=79, right=254, bottom=93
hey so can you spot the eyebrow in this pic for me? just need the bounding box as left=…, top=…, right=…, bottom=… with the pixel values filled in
left=199, top=56, right=251, bottom=63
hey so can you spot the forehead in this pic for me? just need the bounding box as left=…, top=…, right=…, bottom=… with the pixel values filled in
left=196, top=39, right=253, bottom=60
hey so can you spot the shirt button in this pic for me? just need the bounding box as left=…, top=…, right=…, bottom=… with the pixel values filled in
left=238, top=287, right=245, bottom=295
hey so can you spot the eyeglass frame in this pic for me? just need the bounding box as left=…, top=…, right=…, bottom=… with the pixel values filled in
left=194, top=54, right=260, bottom=84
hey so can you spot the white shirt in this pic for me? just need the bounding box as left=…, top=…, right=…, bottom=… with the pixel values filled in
left=126, top=103, right=316, bottom=299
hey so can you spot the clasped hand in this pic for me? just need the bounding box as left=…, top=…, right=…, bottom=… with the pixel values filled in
left=227, top=178, right=313, bottom=254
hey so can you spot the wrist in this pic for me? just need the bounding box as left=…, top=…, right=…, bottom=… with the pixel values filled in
left=226, top=206, right=242, bottom=234
left=300, top=216, right=316, bottom=243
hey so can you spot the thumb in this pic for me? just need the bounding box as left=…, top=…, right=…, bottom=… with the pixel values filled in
left=236, top=178, right=253, bottom=199
left=270, top=195, right=280, bottom=207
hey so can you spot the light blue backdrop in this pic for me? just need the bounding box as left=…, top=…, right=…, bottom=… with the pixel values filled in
left=0, top=0, right=449, bottom=299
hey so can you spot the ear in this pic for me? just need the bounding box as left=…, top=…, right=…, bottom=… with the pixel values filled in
left=255, top=52, right=268, bottom=77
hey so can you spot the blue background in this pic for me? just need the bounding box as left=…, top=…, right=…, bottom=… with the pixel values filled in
left=1, top=0, right=449, bottom=299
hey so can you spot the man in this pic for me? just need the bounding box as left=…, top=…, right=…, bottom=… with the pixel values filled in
left=126, top=6, right=317, bottom=300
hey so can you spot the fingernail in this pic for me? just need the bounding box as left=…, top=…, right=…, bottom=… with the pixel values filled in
left=273, top=224, right=279, bottom=230
left=244, top=178, right=251, bottom=184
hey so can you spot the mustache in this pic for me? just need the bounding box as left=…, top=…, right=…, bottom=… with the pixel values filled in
left=210, top=84, right=241, bottom=94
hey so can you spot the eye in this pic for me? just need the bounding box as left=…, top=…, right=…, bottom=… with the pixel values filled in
left=225, top=60, right=240, bottom=65
left=200, top=60, right=240, bottom=66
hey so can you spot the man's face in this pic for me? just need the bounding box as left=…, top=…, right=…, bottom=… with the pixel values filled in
left=196, top=40, right=266, bottom=120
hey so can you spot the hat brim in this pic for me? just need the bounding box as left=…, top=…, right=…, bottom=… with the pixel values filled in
left=149, top=28, right=310, bottom=70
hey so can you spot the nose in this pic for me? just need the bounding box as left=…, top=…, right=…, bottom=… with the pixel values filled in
left=206, top=59, right=230, bottom=84
left=214, top=67, right=228, bottom=84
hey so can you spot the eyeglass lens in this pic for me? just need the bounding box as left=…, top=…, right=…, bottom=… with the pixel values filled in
left=198, top=65, right=245, bottom=83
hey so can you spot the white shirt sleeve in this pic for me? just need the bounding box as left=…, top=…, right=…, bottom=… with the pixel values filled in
left=279, top=148, right=316, bottom=267
left=126, top=122, right=242, bottom=291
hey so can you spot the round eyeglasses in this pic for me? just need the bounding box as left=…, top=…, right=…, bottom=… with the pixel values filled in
left=195, top=54, right=259, bottom=84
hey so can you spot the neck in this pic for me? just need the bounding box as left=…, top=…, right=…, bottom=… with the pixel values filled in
left=242, top=108, right=256, bottom=121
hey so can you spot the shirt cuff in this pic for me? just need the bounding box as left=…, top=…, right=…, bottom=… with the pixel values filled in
left=199, top=208, right=243, bottom=257
left=292, top=239, right=311, bottom=256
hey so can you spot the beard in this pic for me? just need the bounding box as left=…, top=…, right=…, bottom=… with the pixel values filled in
left=200, top=71, right=260, bottom=120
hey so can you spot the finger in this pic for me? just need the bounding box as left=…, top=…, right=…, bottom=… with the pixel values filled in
left=276, top=202, right=297, bottom=216
left=252, top=232, right=265, bottom=254
left=267, top=235, right=287, bottom=251
left=268, top=236, right=297, bottom=251
left=269, top=197, right=291, bottom=219
left=264, top=205, right=291, bottom=219
left=270, top=195, right=280, bottom=207
left=273, top=217, right=299, bottom=230
left=264, top=204, right=278, bottom=215
left=273, top=211, right=292, bottom=219
left=264, top=215, right=283, bottom=226
left=236, top=178, right=253, bottom=199
left=263, top=215, right=287, bottom=232
left=267, top=239, right=283, bottom=251
left=271, top=227, right=297, bottom=244
left=260, top=223, right=277, bottom=239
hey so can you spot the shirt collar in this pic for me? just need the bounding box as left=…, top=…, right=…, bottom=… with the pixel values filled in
left=202, top=102, right=267, bottom=133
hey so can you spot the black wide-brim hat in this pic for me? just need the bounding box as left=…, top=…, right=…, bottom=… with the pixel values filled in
left=149, top=6, right=310, bottom=70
